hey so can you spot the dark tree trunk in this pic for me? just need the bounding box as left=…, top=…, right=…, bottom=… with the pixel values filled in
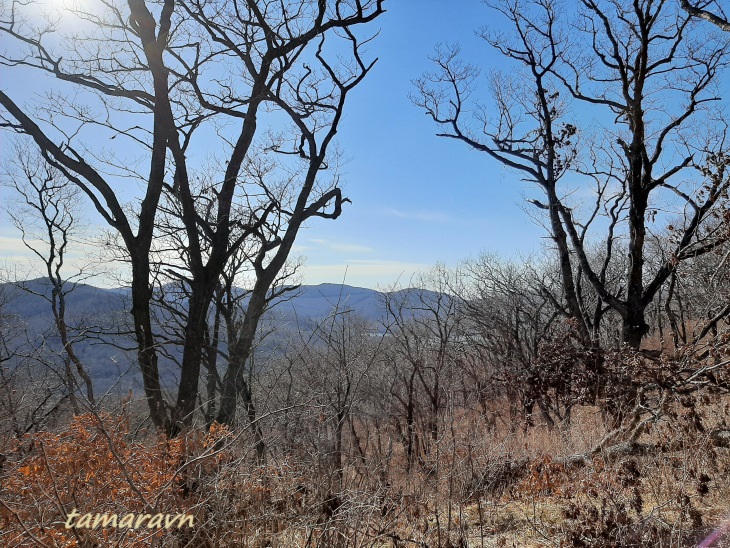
left=174, top=283, right=216, bottom=429
left=130, top=256, right=169, bottom=432
left=216, top=289, right=268, bottom=425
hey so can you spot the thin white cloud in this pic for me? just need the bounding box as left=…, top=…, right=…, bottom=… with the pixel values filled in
left=308, top=238, right=373, bottom=254
left=0, top=235, right=40, bottom=259
left=0, top=233, right=97, bottom=262
left=385, top=208, right=451, bottom=223
left=0, top=231, right=117, bottom=286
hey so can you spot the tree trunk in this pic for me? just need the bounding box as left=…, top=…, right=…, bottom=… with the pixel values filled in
left=174, top=284, right=215, bottom=430
left=130, top=256, right=169, bottom=432
left=623, top=185, right=650, bottom=350
left=216, top=289, right=267, bottom=425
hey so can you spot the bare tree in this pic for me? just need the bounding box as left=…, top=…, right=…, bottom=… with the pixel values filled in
left=215, top=255, right=297, bottom=461
left=413, top=1, right=592, bottom=346
left=302, top=309, right=383, bottom=499
left=383, top=266, right=464, bottom=469
left=458, top=254, right=562, bottom=427
left=0, top=277, right=71, bottom=439
left=555, top=0, right=730, bottom=348
left=146, top=178, right=299, bottom=446
left=416, top=0, right=730, bottom=349
left=4, top=147, right=96, bottom=411
left=0, top=0, right=385, bottom=432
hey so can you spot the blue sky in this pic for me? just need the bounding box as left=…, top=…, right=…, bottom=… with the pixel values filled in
left=0, top=1, right=549, bottom=289
left=296, top=1, right=546, bottom=288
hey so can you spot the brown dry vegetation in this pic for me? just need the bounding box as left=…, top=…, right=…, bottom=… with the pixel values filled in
left=2, top=393, right=730, bottom=547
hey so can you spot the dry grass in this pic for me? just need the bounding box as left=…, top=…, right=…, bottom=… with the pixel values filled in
left=183, top=400, right=730, bottom=547
left=2, top=400, right=730, bottom=547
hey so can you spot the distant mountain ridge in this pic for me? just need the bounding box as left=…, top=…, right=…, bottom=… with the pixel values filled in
left=1, top=279, right=390, bottom=322
left=1, top=279, right=437, bottom=324
left=0, top=279, right=441, bottom=393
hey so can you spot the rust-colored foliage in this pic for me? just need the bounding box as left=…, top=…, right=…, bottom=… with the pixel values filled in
left=518, top=456, right=566, bottom=497
left=0, top=413, right=231, bottom=547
